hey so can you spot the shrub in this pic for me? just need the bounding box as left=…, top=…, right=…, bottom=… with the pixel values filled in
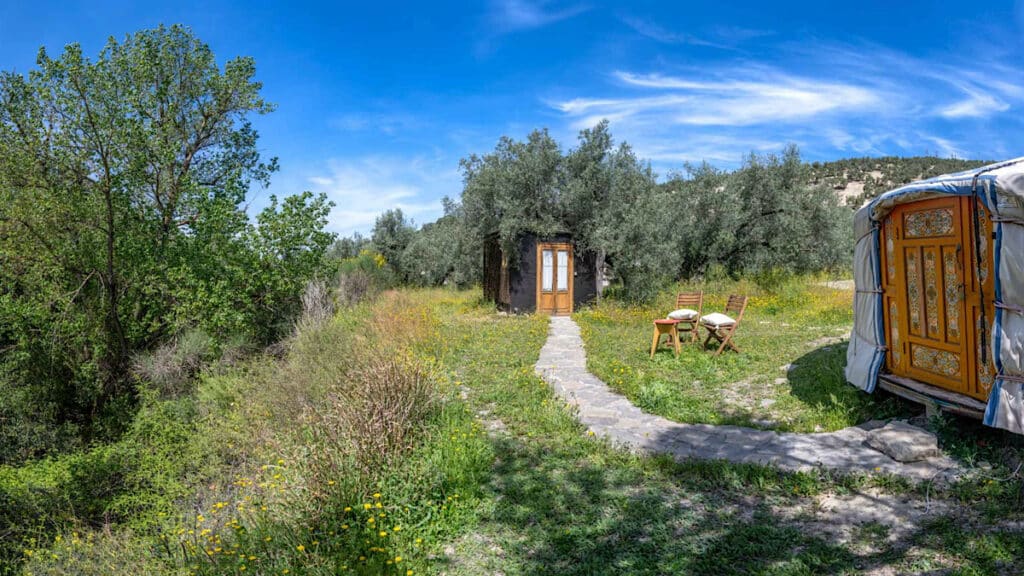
left=337, top=269, right=374, bottom=307
left=297, top=279, right=335, bottom=332
left=325, top=356, right=438, bottom=475
left=131, top=329, right=216, bottom=398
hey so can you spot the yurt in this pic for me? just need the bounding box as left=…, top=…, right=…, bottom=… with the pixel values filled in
left=846, top=158, right=1024, bottom=435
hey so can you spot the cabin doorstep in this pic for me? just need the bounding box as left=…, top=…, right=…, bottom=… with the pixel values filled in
left=846, top=157, right=1024, bottom=435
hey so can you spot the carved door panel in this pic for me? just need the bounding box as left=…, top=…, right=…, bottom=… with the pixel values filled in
left=881, top=196, right=993, bottom=400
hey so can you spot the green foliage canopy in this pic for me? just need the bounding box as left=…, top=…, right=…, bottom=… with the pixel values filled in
left=0, top=25, right=334, bottom=462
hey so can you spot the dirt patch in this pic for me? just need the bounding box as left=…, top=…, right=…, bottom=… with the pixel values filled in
left=770, top=487, right=957, bottom=564
left=807, top=335, right=848, bottom=349
left=819, top=279, right=855, bottom=291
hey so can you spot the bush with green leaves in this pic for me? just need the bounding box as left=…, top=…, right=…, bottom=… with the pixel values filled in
left=0, top=25, right=335, bottom=462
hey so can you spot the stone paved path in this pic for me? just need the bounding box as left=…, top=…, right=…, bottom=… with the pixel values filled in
left=535, top=316, right=960, bottom=482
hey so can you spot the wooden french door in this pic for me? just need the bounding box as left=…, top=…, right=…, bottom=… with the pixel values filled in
left=536, top=242, right=573, bottom=315
left=881, top=196, right=995, bottom=400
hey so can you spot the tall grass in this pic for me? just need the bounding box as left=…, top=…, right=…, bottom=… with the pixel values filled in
left=11, top=290, right=491, bottom=576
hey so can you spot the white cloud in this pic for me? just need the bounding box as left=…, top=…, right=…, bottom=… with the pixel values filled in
left=547, top=38, right=1024, bottom=167
left=488, top=0, right=588, bottom=33
left=306, top=156, right=460, bottom=236
left=939, top=90, right=1010, bottom=119
left=329, top=112, right=426, bottom=135
left=918, top=134, right=965, bottom=159
left=555, top=70, right=880, bottom=129
left=620, top=16, right=724, bottom=48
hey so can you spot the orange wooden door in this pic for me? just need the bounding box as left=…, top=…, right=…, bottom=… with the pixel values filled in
left=880, top=196, right=994, bottom=400
left=536, top=243, right=573, bottom=315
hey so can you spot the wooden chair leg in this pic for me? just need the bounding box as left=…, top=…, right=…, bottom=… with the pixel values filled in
left=672, top=326, right=681, bottom=356
left=714, top=328, right=738, bottom=356
left=703, top=327, right=715, bottom=347
left=650, top=327, right=660, bottom=358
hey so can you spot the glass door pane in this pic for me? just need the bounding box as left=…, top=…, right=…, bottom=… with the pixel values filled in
left=557, top=250, right=569, bottom=292
left=542, top=249, right=553, bottom=292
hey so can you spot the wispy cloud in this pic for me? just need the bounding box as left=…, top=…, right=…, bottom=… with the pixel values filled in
left=329, top=112, right=427, bottom=135
left=555, top=69, right=880, bottom=129
left=549, top=39, right=1024, bottom=167
left=307, top=156, right=460, bottom=235
left=487, top=0, right=588, bottom=34
left=620, top=15, right=724, bottom=48
left=938, top=89, right=1010, bottom=119
left=619, top=15, right=773, bottom=50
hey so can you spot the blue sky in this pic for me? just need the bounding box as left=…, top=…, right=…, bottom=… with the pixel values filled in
left=2, top=1, right=1024, bottom=235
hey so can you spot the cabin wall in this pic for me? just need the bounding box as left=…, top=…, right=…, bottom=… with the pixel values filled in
left=507, top=234, right=545, bottom=313
left=572, top=248, right=598, bottom=309
left=505, top=233, right=598, bottom=313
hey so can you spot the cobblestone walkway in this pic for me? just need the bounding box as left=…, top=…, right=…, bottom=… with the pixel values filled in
left=535, top=316, right=959, bottom=482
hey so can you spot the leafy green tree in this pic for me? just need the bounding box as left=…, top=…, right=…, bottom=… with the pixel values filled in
left=371, top=208, right=416, bottom=282
left=396, top=197, right=479, bottom=288
left=460, top=128, right=564, bottom=267
left=0, top=25, right=333, bottom=460
left=328, top=232, right=371, bottom=260
left=591, top=142, right=671, bottom=302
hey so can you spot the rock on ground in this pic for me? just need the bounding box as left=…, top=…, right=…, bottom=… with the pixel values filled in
left=865, top=421, right=941, bottom=463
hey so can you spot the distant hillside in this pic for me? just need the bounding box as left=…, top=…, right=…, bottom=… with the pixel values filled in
left=808, top=156, right=992, bottom=207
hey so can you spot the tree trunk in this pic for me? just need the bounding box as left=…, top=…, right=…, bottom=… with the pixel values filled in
left=102, top=184, right=127, bottom=395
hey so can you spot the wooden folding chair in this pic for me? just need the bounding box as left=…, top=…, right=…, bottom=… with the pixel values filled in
left=700, top=295, right=747, bottom=356
left=668, top=291, right=703, bottom=344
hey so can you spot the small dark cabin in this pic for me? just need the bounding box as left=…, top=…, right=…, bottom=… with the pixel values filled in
left=483, top=232, right=600, bottom=315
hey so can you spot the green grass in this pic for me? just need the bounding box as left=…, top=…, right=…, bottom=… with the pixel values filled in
left=428, top=290, right=1023, bottom=575
left=9, top=288, right=1024, bottom=575
left=575, top=277, right=912, bottom=432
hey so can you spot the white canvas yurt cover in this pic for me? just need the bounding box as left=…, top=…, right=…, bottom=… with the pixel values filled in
left=846, top=157, right=1024, bottom=434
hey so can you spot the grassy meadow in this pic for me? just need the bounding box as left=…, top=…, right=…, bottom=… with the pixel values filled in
left=3, top=287, right=1023, bottom=575
left=575, top=276, right=901, bottom=433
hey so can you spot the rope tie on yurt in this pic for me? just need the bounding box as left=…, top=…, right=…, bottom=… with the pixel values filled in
left=856, top=288, right=883, bottom=294
left=991, top=216, right=1024, bottom=226
left=971, top=174, right=989, bottom=365
left=996, top=374, right=1024, bottom=384
left=995, top=302, right=1024, bottom=315
left=855, top=222, right=881, bottom=244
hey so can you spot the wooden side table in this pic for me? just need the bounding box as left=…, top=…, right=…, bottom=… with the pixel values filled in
left=650, top=319, right=681, bottom=358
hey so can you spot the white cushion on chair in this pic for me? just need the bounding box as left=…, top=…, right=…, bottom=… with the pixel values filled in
left=667, top=308, right=698, bottom=321
left=700, top=312, right=736, bottom=329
